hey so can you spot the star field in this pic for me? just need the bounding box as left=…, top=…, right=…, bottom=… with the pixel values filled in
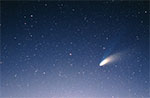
left=1, top=1, right=149, bottom=98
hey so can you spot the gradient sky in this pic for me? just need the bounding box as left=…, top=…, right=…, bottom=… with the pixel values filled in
left=1, top=1, right=149, bottom=98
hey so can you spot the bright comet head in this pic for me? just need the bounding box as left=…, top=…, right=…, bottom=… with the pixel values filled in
left=99, top=53, right=121, bottom=66
left=99, top=58, right=110, bottom=66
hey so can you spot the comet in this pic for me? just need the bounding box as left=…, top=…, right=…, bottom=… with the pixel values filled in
left=99, top=58, right=111, bottom=66
left=99, top=53, right=121, bottom=66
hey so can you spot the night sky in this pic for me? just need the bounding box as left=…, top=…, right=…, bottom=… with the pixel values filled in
left=1, top=1, right=149, bottom=98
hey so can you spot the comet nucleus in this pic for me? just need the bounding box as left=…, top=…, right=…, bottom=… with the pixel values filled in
left=100, top=58, right=110, bottom=66
left=99, top=53, right=121, bottom=66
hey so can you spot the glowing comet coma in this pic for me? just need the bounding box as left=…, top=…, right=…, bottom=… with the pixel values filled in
left=99, top=53, right=121, bottom=66
left=99, top=58, right=110, bottom=66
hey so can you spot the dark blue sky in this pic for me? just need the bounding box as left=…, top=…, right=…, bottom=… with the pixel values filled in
left=1, top=1, right=149, bottom=98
